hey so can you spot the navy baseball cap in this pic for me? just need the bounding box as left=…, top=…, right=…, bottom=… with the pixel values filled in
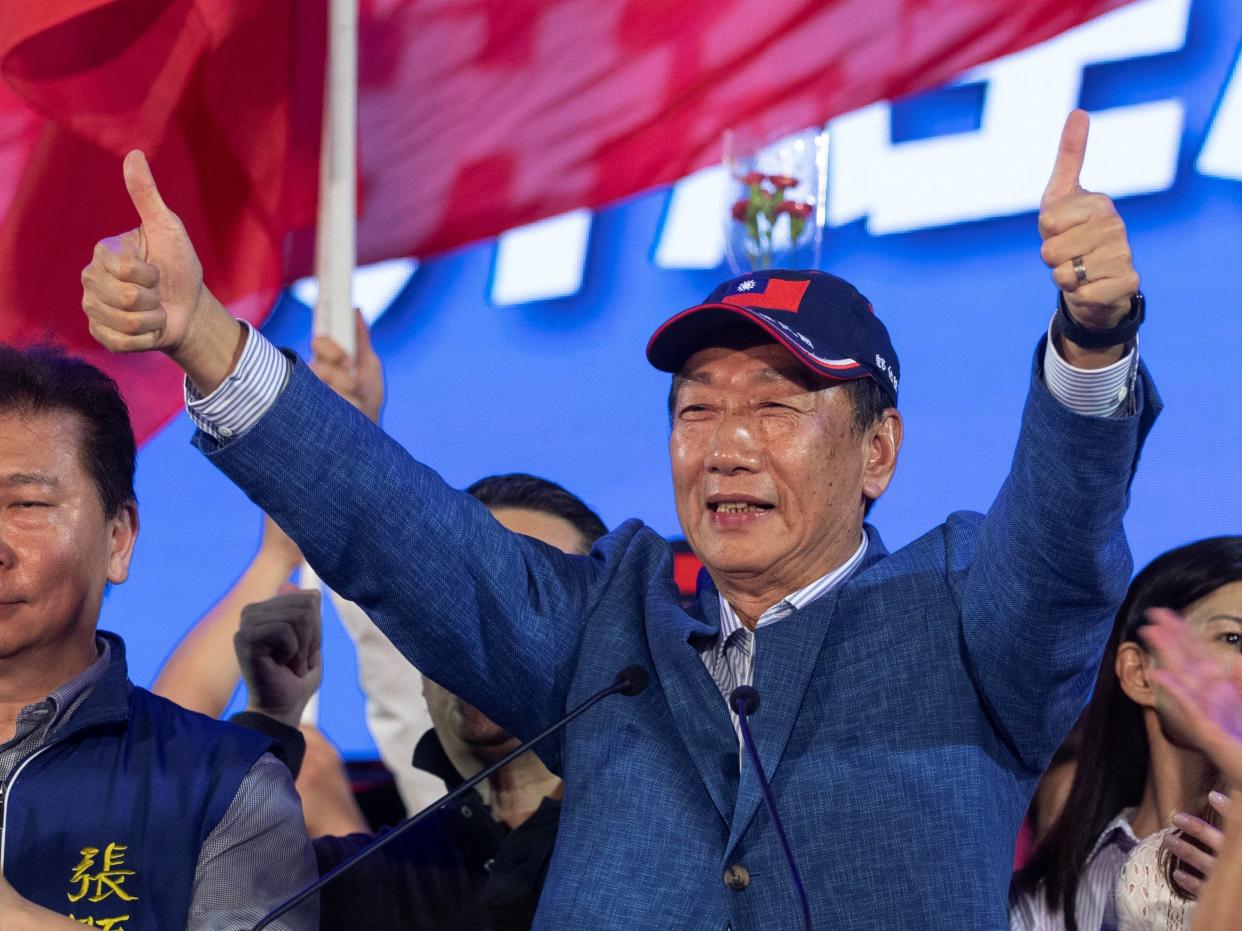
left=645, top=269, right=900, bottom=405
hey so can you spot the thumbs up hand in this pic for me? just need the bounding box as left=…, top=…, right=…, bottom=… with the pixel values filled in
left=82, top=151, right=243, bottom=393
left=1038, top=111, right=1140, bottom=336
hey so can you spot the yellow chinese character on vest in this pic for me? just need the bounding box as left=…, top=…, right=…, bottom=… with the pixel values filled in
left=67, top=843, right=138, bottom=904
left=70, top=916, right=130, bottom=929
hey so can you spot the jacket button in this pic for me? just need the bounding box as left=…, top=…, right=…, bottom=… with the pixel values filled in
left=723, top=864, right=750, bottom=891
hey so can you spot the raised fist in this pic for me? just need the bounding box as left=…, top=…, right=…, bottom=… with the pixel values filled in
left=235, top=586, right=323, bottom=728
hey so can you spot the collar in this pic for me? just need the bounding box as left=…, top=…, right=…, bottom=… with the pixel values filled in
left=410, top=730, right=564, bottom=827
left=49, top=630, right=132, bottom=734
left=716, top=531, right=869, bottom=639
left=1088, top=807, right=1141, bottom=860
left=44, top=636, right=111, bottom=726
left=412, top=728, right=466, bottom=790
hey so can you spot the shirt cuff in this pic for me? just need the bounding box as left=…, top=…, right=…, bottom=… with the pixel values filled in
left=185, top=321, right=291, bottom=441
left=1043, top=314, right=1139, bottom=418
left=228, top=712, right=307, bottom=779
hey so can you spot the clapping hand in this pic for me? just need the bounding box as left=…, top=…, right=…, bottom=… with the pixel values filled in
left=1163, top=792, right=1232, bottom=897
left=1141, top=607, right=1242, bottom=786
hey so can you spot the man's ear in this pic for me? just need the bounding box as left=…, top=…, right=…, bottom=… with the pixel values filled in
left=106, top=502, right=138, bottom=586
left=861, top=409, right=903, bottom=504
left=1116, top=641, right=1156, bottom=707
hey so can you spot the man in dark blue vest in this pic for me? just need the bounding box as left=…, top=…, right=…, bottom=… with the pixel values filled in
left=0, top=345, right=317, bottom=930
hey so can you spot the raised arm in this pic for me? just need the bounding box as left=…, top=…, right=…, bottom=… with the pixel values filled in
left=82, top=153, right=603, bottom=753
left=153, top=516, right=302, bottom=716
left=153, top=318, right=382, bottom=716
left=957, top=111, right=1159, bottom=770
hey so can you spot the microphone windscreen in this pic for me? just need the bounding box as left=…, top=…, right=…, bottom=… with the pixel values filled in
left=615, top=664, right=650, bottom=696
left=729, top=685, right=760, bottom=716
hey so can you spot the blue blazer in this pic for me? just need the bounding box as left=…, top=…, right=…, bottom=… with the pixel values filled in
left=198, top=342, right=1158, bottom=929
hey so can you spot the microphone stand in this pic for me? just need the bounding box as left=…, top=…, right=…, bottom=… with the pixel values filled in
left=251, top=665, right=649, bottom=930
left=731, top=685, right=813, bottom=931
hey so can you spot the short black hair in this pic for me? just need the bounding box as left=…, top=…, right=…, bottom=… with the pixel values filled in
left=841, top=377, right=890, bottom=435
left=466, top=473, right=607, bottom=551
left=0, top=344, right=137, bottom=518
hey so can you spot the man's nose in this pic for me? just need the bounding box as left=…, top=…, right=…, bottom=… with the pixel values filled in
left=705, top=416, right=761, bottom=475
left=0, top=524, right=13, bottom=570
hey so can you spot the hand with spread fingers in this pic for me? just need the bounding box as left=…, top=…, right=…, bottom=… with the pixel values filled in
left=235, top=586, right=324, bottom=729
left=80, top=151, right=243, bottom=393
left=1140, top=607, right=1242, bottom=786
left=1038, top=110, right=1141, bottom=364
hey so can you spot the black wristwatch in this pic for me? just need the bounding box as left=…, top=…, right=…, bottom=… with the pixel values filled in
left=1056, top=292, right=1145, bottom=349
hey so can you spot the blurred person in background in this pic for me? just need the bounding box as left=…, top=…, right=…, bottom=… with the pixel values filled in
left=1136, top=607, right=1242, bottom=931
left=1010, top=537, right=1242, bottom=931
left=237, top=472, right=608, bottom=929
left=1015, top=713, right=1087, bottom=868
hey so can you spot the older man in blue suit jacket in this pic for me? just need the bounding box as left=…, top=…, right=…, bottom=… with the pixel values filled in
left=83, top=111, right=1158, bottom=929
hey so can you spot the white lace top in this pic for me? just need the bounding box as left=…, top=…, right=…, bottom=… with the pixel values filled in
left=1116, top=827, right=1195, bottom=931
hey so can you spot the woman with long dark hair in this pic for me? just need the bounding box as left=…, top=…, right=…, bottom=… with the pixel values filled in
left=1009, top=536, right=1242, bottom=930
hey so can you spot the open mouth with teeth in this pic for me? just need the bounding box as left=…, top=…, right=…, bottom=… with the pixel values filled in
left=710, top=502, right=773, bottom=514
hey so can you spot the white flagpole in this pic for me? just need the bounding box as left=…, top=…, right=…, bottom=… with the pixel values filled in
left=301, top=0, right=359, bottom=725
left=314, top=0, right=358, bottom=354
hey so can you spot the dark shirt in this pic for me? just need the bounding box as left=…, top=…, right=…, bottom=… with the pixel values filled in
left=257, top=722, right=558, bottom=930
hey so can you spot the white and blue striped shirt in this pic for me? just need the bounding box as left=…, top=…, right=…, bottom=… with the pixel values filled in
left=699, top=534, right=869, bottom=750
left=1009, top=809, right=1140, bottom=931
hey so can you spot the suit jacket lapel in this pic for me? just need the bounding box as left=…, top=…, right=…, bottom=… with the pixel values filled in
left=723, top=585, right=843, bottom=859
left=719, top=527, right=890, bottom=858
left=647, top=581, right=739, bottom=826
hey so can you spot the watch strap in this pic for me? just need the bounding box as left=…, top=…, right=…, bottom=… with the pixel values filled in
left=1056, top=292, right=1145, bottom=349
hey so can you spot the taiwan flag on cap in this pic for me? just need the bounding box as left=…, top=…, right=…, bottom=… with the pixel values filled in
left=645, top=269, right=900, bottom=405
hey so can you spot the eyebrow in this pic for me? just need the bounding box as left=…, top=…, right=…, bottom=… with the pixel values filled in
left=1, top=472, right=60, bottom=489
left=1204, top=614, right=1242, bottom=625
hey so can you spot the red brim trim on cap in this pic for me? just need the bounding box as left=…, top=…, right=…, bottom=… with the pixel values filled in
left=645, top=303, right=869, bottom=380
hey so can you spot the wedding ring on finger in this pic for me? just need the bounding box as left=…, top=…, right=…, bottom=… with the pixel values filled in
left=1072, top=255, right=1088, bottom=286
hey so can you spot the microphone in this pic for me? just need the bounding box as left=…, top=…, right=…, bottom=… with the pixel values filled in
left=729, top=685, right=812, bottom=931
left=614, top=663, right=649, bottom=696
left=251, top=664, right=650, bottom=930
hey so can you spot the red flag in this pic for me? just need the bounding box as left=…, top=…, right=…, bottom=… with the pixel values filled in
left=0, top=0, right=1133, bottom=442
left=336, top=0, right=1134, bottom=267
left=0, top=1, right=324, bottom=441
